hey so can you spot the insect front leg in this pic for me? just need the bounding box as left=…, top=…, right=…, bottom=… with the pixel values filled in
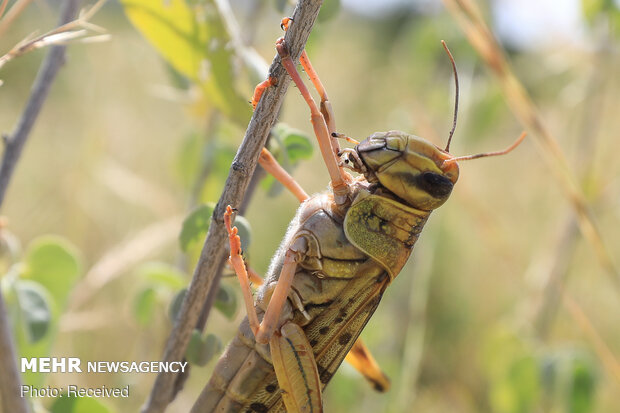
left=280, top=17, right=339, bottom=155
left=275, top=38, right=350, bottom=205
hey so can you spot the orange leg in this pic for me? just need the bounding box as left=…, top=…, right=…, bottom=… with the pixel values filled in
left=275, top=38, right=349, bottom=204
left=259, top=148, right=309, bottom=203
left=247, top=266, right=264, bottom=286
left=281, top=17, right=342, bottom=171
left=345, top=339, right=391, bottom=392
left=225, top=205, right=302, bottom=345
left=224, top=206, right=260, bottom=335
left=251, top=76, right=277, bottom=109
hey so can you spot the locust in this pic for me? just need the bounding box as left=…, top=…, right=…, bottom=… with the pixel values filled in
left=194, top=18, right=525, bottom=413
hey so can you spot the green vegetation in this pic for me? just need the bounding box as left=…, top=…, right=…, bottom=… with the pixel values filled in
left=1, top=1, right=618, bottom=412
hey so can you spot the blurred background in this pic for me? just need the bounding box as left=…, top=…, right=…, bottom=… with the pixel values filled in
left=1, top=0, right=619, bottom=412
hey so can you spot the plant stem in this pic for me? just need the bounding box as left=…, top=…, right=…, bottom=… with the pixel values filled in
left=140, top=1, right=324, bottom=412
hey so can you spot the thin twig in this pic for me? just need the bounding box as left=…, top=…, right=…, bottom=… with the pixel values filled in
left=0, top=0, right=83, bottom=207
left=140, top=1, right=324, bottom=412
left=0, top=2, right=80, bottom=411
left=213, top=0, right=268, bottom=81
left=0, top=0, right=34, bottom=38
left=0, top=0, right=108, bottom=71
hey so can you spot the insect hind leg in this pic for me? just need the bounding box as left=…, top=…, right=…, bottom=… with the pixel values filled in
left=345, top=339, right=391, bottom=392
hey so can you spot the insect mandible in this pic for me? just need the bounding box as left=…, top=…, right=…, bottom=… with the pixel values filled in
left=195, top=18, right=525, bottom=413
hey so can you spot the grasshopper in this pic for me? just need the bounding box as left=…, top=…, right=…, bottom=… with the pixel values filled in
left=195, top=19, right=524, bottom=413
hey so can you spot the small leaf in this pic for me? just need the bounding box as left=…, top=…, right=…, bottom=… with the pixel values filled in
left=186, top=330, right=222, bottom=366
left=232, top=214, right=251, bottom=252
left=214, top=282, right=237, bottom=320
left=283, top=131, right=313, bottom=163
left=569, top=357, right=596, bottom=413
left=14, top=280, right=52, bottom=343
left=51, top=392, right=114, bottom=413
left=179, top=204, right=214, bottom=252
left=133, top=287, right=157, bottom=326
left=22, top=236, right=81, bottom=308
left=169, top=288, right=187, bottom=322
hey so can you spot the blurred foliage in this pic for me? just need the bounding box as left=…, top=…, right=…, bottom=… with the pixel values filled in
left=2, top=234, right=82, bottom=387
left=121, top=0, right=252, bottom=125
left=50, top=392, right=113, bottom=413
left=0, top=0, right=619, bottom=412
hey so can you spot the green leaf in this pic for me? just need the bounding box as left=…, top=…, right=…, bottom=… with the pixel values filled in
left=133, top=287, right=157, bottom=326
left=569, top=357, right=596, bottom=413
left=186, top=330, right=222, bottom=366
left=121, top=0, right=252, bottom=125
left=169, top=288, right=187, bottom=322
left=483, top=326, right=540, bottom=413
left=51, top=392, right=114, bottom=413
left=22, top=236, right=81, bottom=308
left=14, top=280, right=51, bottom=343
left=179, top=204, right=214, bottom=252
left=541, top=349, right=597, bottom=413
left=214, top=282, right=237, bottom=320
left=283, top=130, right=314, bottom=163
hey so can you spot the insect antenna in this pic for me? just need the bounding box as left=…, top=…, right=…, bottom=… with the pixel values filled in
left=443, top=132, right=526, bottom=166
left=442, top=40, right=459, bottom=153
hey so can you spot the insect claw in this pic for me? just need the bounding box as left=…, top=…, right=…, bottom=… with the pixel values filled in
left=280, top=17, right=293, bottom=31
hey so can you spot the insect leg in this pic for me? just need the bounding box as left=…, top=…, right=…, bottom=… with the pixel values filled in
left=271, top=322, right=323, bottom=413
left=259, top=148, right=309, bottom=203
left=275, top=38, right=350, bottom=204
left=254, top=240, right=303, bottom=344
left=224, top=205, right=261, bottom=336
left=280, top=18, right=338, bottom=150
left=246, top=266, right=264, bottom=286
left=251, top=76, right=276, bottom=109
left=345, top=339, right=391, bottom=392
left=226, top=206, right=306, bottom=345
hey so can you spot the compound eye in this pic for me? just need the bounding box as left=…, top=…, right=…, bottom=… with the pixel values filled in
left=418, top=171, right=453, bottom=198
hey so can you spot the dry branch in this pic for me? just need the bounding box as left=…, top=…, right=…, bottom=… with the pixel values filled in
left=140, top=1, right=324, bottom=412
